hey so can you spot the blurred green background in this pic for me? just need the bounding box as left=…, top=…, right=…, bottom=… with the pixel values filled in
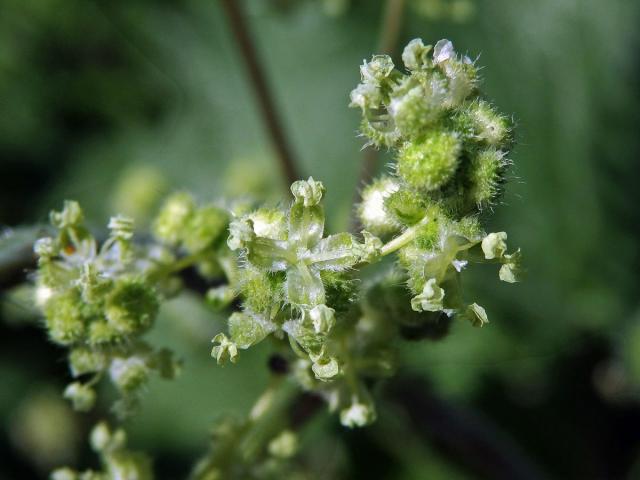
left=1, top=0, right=640, bottom=478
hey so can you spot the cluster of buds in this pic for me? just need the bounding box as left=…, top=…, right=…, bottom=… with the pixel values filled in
left=352, top=38, right=521, bottom=330
left=35, top=201, right=180, bottom=416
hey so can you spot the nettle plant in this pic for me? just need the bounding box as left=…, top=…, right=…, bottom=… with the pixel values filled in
left=36, top=38, right=521, bottom=479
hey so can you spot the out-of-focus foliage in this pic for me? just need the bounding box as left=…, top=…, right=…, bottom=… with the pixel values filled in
left=1, top=0, right=639, bottom=478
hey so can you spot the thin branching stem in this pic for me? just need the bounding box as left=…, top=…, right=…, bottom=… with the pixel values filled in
left=220, top=0, right=301, bottom=188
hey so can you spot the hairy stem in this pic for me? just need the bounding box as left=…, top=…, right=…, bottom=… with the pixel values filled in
left=379, top=216, right=429, bottom=257
left=220, top=0, right=301, bottom=188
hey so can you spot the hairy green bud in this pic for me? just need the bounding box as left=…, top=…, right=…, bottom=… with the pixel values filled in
left=44, top=289, right=86, bottom=345
left=105, top=278, right=158, bottom=336
left=467, top=148, right=508, bottom=208
left=397, top=130, right=461, bottom=191
left=291, top=177, right=325, bottom=207
left=384, top=189, right=429, bottom=226
left=457, top=100, right=511, bottom=147
left=69, top=347, right=108, bottom=377
left=153, top=192, right=195, bottom=245
left=183, top=205, right=229, bottom=253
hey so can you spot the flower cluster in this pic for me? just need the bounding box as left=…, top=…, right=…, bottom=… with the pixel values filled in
left=352, top=38, right=521, bottom=324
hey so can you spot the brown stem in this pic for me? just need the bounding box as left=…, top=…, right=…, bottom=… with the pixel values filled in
left=220, top=0, right=301, bottom=188
left=351, top=0, right=405, bottom=232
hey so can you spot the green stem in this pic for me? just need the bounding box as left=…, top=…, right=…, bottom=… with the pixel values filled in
left=379, top=216, right=429, bottom=257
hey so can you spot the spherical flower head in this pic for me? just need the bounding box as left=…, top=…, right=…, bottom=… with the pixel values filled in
left=105, top=278, right=159, bottom=336
left=183, top=205, right=229, bottom=253
left=481, top=232, right=507, bottom=260
left=153, top=192, right=195, bottom=245
left=411, top=278, right=445, bottom=312
left=44, top=289, right=87, bottom=345
left=109, top=356, right=149, bottom=393
left=357, top=177, right=400, bottom=236
left=291, top=177, right=325, bottom=206
left=360, top=55, right=394, bottom=84
left=63, top=382, right=96, bottom=412
left=308, top=304, right=335, bottom=334
left=340, top=400, right=376, bottom=428
left=402, top=38, right=432, bottom=71
left=397, top=130, right=461, bottom=191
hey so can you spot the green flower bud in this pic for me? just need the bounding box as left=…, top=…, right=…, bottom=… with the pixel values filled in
left=360, top=55, right=394, bottom=84
left=340, top=399, right=376, bottom=428
left=308, top=304, right=335, bottom=334
left=105, top=278, right=158, bottom=336
left=211, top=333, right=238, bottom=364
left=227, top=218, right=255, bottom=250
left=88, top=320, right=120, bottom=345
left=153, top=192, right=195, bottom=245
left=465, top=302, right=489, bottom=327
left=411, top=278, right=445, bottom=312
left=357, top=177, right=400, bottom=236
left=69, top=347, right=108, bottom=377
left=63, top=382, right=96, bottom=412
left=481, top=232, right=507, bottom=260
left=44, top=290, right=87, bottom=345
left=402, top=38, right=432, bottom=71
left=458, top=100, right=511, bottom=147
left=359, top=117, right=401, bottom=148
left=389, top=75, right=446, bottom=138
left=384, top=189, right=429, bottom=226
left=467, top=148, right=508, bottom=209
left=183, top=205, right=229, bottom=253
left=268, top=430, right=298, bottom=459
left=109, top=356, right=149, bottom=393
left=397, top=130, right=461, bottom=191
left=291, top=177, right=325, bottom=207
left=239, top=267, right=283, bottom=314
left=50, top=200, right=84, bottom=230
